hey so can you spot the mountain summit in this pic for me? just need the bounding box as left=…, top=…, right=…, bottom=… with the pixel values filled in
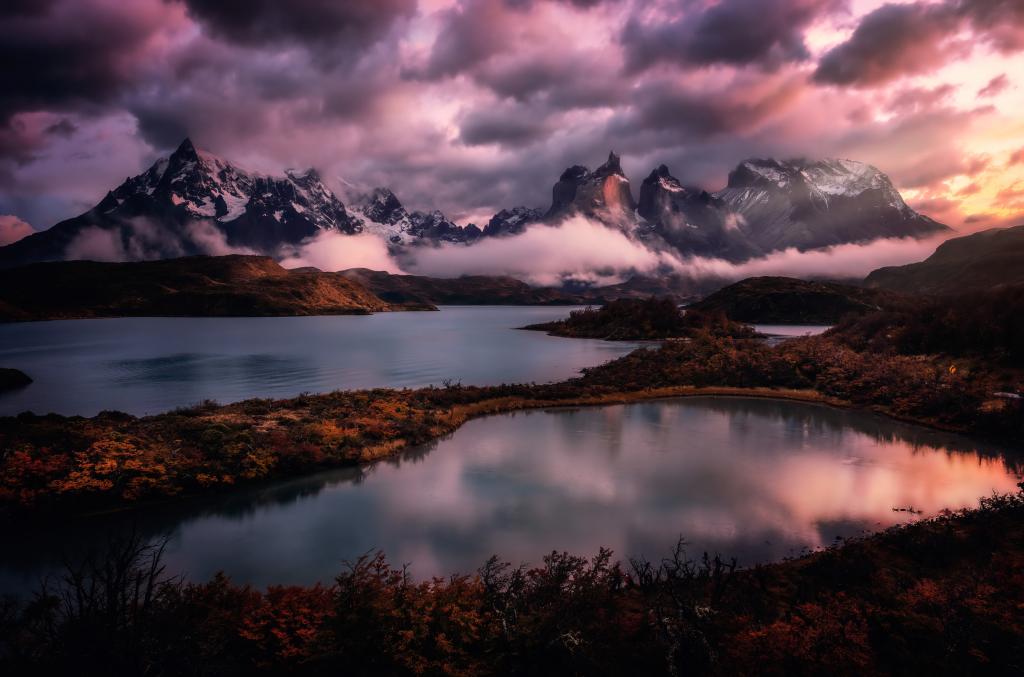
left=633, top=157, right=948, bottom=261
left=546, top=152, right=636, bottom=226
left=0, top=142, right=948, bottom=269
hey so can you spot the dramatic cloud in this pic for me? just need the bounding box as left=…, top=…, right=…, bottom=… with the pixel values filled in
left=279, top=231, right=403, bottom=273
left=63, top=219, right=255, bottom=262
left=978, top=73, right=1010, bottom=97
left=405, top=217, right=685, bottom=286
left=0, top=214, right=33, bottom=245
left=610, top=72, right=806, bottom=139
left=682, top=235, right=952, bottom=281
left=0, top=0, right=184, bottom=121
left=815, top=0, right=1024, bottom=87
left=181, top=0, right=415, bottom=48
left=622, top=0, right=843, bottom=72
left=403, top=218, right=951, bottom=285
left=0, top=0, right=1021, bottom=241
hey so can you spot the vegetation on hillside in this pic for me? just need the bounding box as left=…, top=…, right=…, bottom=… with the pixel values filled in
left=522, top=297, right=762, bottom=340
left=690, top=276, right=905, bottom=324
left=0, top=255, right=432, bottom=321
left=828, top=285, right=1024, bottom=365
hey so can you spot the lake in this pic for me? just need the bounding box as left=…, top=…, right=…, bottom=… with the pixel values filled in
left=0, top=307, right=643, bottom=416
left=1, top=396, right=1018, bottom=594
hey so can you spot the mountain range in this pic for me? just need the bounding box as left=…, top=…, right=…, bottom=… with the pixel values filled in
left=0, top=139, right=949, bottom=269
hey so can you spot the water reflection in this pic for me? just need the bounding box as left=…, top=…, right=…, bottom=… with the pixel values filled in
left=1, top=397, right=1019, bottom=594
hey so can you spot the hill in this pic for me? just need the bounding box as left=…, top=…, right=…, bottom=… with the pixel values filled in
left=691, top=276, right=905, bottom=324
left=0, top=255, right=428, bottom=322
left=339, top=269, right=706, bottom=306
left=338, top=268, right=587, bottom=305
left=522, top=297, right=762, bottom=340
left=865, top=225, right=1024, bottom=294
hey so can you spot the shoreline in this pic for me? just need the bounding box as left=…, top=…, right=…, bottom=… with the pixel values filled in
left=3, top=382, right=1002, bottom=527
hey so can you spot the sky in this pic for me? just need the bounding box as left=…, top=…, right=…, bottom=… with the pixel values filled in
left=1, top=0, right=1023, bottom=238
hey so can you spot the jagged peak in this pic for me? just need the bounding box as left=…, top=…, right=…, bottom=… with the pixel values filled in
left=173, top=137, right=198, bottom=159
left=286, top=167, right=322, bottom=183
left=594, top=151, right=625, bottom=177
left=558, top=165, right=589, bottom=182
left=644, top=164, right=675, bottom=182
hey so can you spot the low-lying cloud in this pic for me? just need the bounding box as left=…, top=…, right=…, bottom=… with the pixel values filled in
left=60, top=215, right=951, bottom=288
left=279, top=230, right=403, bottom=273
left=0, top=214, right=34, bottom=245
left=404, top=216, right=687, bottom=287
left=680, top=235, right=950, bottom=281
left=402, top=218, right=951, bottom=285
left=63, top=219, right=255, bottom=262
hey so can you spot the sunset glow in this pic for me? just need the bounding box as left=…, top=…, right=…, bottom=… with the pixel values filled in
left=1, top=0, right=1021, bottom=233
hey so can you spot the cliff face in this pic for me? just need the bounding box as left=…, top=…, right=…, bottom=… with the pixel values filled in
left=545, top=152, right=636, bottom=227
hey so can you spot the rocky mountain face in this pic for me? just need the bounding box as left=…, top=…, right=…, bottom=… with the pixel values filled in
left=483, top=207, right=544, bottom=237
left=865, top=225, right=1024, bottom=294
left=545, top=152, right=636, bottom=226
left=636, top=165, right=760, bottom=261
left=0, top=139, right=949, bottom=271
left=349, top=187, right=480, bottom=245
left=538, top=155, right=946, bottom=261
left=0, top=139, right=482, bottom=268
left=713, top=158, right=948, bottom=253
left=0, top=139, right=367, bottom=267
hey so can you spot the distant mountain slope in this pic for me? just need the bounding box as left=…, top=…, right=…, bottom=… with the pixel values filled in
left=636, top=164, right=760, bottom=261
left=0, top=139, right=480, bottom=269
left=865, top=225, right=1024, bottom=294
left=349, top=187, right=480, bottom=245
left=712, top=158, right=948, bottom=253
left=0, top=139, right=367, bottom=267
left=339, top=268, right=712, bottom=306
left=0, top=255, right=425, bottom=321
left=0, top=140, right=948, bottom=270
left=545, top=152, right=636, bottom=227
left=691, top=276, right=906, bottom=324
left=544, top=155, right=947, bottom=261
left=339, top=269, right=589, bottom=305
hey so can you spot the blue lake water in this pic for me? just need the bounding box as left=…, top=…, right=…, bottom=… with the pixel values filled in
left=0, top=307, right=642, bottom=416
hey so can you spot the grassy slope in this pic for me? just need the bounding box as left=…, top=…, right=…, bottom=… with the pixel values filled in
left=0, top=255, right=432, bottom=321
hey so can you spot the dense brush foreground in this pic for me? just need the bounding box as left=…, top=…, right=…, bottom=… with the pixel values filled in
left=2, top=490, right=1023, bottom=675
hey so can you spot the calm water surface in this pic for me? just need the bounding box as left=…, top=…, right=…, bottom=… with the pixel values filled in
left=1, top=397, right=1018, bottom=594
left=0, top=307, right=640, bottom=416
